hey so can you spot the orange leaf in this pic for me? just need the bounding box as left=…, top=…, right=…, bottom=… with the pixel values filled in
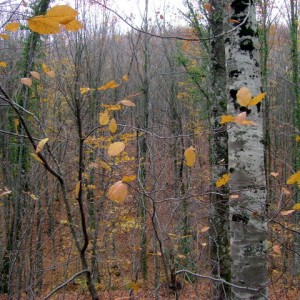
left=236, top=87, right=252, bottom=107
left=108, top=180, right=128, bottom=203
left=21, top=77, right=32, bottom=87
left=46, top=70, right=55, bottom=78
left=119, top=99, right=136, bottom=107
left=30, top=71, right=40, bottom=80
left=272, top=245, right=281, bottom=255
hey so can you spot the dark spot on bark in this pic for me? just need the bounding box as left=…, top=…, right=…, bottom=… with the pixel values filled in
left=229, top=168, right=235, bottom=173
left=256, top=102, right=261, bottom=113
left=230, top=89, right=239, bottom=110
left=239, top=106, right=251, bottom=115
left=225, top=38, right=230, bottom=44
left=232, top=214, right=249, bottom=224
left=229, top=70, right=241, bottom=78
left=239, top=25, right=255, bottom=37
left=240, top=39, right=254, bottom=51
left=230, top=0, right=250, bottom=14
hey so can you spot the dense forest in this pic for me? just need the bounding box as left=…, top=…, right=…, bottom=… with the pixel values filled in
left=0, top=0, right=300, bottom=299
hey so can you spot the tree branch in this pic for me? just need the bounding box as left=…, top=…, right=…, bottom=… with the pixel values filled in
left=44, top=269, right=89, bottom=300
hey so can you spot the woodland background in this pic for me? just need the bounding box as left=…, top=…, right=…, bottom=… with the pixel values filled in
left=0, top=0, right=300, bottom=299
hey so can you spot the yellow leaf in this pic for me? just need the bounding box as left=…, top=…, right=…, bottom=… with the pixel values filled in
left=0, top=34, right=10, bottom=40
left=220, top=115, right=235, bottom=124
left=46, top=70, right=55, bottom=78
left=45, top=5, right=78, bottom=24
left=80, top=87, right=90, bottom=95
left=236, top=87, right=252, bottom=107
left=200, top=226, right=210, bottom=233
left=36, top=138, right=49, bottom=153
left=280, top=209, right=295, bottom=216
left=5, top=22, right=20, bottom=32
left=64, top=19, right=83, bottom=31
left=296, top=135, right=300, bottom=142
left=119, top=99, right=136, bottom=107
left=184, top=146, right=196, bottom=167
left=249, top=92, right=266, bottom=106
left=108, top=180, right=128, bottom=203
left=292, top=203, right=300, bottom=210
left=122, top=175, right=136, bottom=183
left=122, top=74, right=129, bottom=81
left=97, top=80, right=119, bottom=91
left=30, top=153, right=44, bottom=164
left=30, top=71, right=40, bottom=80
left=0, top=61, right=8, bottom=67
left=21, top=77, right=32, bottom=87
left=99, top=111, right=110, bottom=125
left=109, top=118, right=117, bottom=133
left=108, top=141, right=125, bottom=156
left=42, top=63, right=50, bottom=73
left=28, top=5, right=80, bottom=34
left=75, top=181, right=81, bottom=198
left=28, top=15, right=60, bottom=34
left=216, top=173, right=230, bottom=188
left=287, top=171, right=300, bottom=185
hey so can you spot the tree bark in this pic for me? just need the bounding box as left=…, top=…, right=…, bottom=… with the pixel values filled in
left=208, top=1, right=231, bottom=299
left=225, top=1, right=268, bottom=298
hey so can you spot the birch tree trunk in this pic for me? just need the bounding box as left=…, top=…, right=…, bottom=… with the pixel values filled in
left=225, top=1, right=268, bottom=298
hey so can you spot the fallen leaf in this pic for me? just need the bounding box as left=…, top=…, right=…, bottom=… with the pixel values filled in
left=30, top=71, right=40, bottom=80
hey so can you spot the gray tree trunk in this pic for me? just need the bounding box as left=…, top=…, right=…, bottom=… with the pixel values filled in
left=208, top=0, right=231, bottom=299
left=225, top=1, right=268, bottom=299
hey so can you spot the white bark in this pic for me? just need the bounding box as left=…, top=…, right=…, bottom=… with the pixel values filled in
left=225, top=1, right=268, bottom=299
